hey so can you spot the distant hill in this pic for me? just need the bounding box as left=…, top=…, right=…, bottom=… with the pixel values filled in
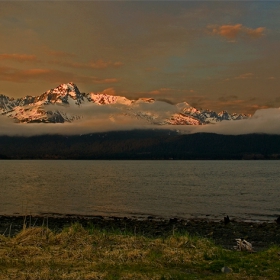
left=0, top=130, right=280, bottom=159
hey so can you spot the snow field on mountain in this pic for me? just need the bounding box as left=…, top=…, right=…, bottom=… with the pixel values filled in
left=6, top=83, right=280, bottom=136
left=0, top=83, right=250, bottom=125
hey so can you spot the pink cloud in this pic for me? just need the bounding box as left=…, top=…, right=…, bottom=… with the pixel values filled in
left=0, top=66, right=119, bottom=85
left=212, top=24, right=243, bottom=39
left=209, top=24, right=265, bottom=40
left=91, top=88, right=117, bottom=96
left=245, top=27, right=266, bottom=39
left=234, top=73, right=254, bottom=79
left=0, top=66, right=72, bottom=83
left=0, top=53, right=39, bottom=62
left=91, top=77, right=119, bottom=84
left=88, top=59, right=124, bottom=69
left=50, top=59, right=123, bottom=70
left=149, top=88, right=194, bottom=96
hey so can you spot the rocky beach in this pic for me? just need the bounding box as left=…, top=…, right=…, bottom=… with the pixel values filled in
left=1, top=215, right=279, bottom=251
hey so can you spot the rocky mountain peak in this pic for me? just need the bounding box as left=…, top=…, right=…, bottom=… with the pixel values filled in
left=37, top=82, right=84, bottom=105
left=50, top=82, right=80, bottom=97
left=0, top=82, right=251, bottom=125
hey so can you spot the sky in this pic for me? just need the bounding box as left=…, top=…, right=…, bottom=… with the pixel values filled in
left=0, top=1, right=280, bottom=115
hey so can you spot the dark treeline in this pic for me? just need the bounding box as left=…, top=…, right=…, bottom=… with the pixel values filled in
left=0, top=130, right=280, bottom=159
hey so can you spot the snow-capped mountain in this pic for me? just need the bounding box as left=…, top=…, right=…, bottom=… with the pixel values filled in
left=0, top=82, right=250, bottom=125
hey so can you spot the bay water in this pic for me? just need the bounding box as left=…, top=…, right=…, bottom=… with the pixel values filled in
left=0, top=160, right=279, bottom=222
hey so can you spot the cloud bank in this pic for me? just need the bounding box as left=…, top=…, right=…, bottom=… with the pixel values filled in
left=1, top=107, right=280, bottom=137
left=185, top=108, right=280, bottom=135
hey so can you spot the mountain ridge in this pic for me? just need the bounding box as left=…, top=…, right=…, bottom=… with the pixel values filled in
left=0, top=82, right=250, bottom=125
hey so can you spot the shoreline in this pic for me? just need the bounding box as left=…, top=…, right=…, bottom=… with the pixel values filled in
left=1, top=215, right=280, bottom=251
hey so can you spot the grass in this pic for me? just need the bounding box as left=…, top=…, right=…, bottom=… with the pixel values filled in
left=0, top=222, right=279, bottom=279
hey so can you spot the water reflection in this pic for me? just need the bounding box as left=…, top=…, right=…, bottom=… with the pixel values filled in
left=0, top=160, right=279, bottom=221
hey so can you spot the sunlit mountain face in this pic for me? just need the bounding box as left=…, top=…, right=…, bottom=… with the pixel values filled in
left=0, top=83, right=250, bottom=125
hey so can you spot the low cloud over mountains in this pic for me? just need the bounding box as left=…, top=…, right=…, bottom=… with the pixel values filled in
left=0, top=83, right=279, bottom=136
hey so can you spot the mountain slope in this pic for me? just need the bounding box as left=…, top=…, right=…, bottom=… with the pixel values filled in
left=0, top=82, right=250, bottom=125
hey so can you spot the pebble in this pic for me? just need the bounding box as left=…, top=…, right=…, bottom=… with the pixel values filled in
left=221, top=266, right=232, bottom=273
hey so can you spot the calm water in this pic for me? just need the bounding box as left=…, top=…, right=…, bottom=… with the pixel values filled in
left=0, top=160, right=279, bottom=222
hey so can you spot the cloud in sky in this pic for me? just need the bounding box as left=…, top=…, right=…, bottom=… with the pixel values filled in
left=49, top=59, right=123, bottom=70
left=149, top=88, right=176, bottom=95
left=0, top=66, right=62, bottom=83
left=209, top=24, right=265, bottom=40
left=86, top=77, right=119, bottom=84
left=0, top=66, right=69, bottom=83
left=147, top=88, right=194, bottom=99
left=183, top=94, right=269, bottom=116
left=234, top=73, right=254, bottom=80
left=93, top=88, right=117, bottom=96
left=0, top=53, right=39, bottom=62
left=88, top=60, right=123, bottom=69
left=0, top=66, right=119, bottom=85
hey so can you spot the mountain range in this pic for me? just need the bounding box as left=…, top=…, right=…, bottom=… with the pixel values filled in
left=0, top=82, right=250, bottom=125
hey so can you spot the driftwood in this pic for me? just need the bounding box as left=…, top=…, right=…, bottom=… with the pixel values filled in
left=234, top=239, right=254, bottom=252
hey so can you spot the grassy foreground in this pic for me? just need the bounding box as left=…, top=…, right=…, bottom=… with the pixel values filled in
left=0, top=223, right=279, bottom=280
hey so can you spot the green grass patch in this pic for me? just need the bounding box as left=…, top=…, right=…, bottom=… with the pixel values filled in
left=0, top=223, right=279, bottom=279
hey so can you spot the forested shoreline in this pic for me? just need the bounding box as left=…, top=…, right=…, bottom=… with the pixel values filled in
left=0, top=130, right=280, bottom=160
